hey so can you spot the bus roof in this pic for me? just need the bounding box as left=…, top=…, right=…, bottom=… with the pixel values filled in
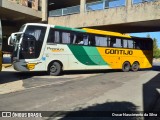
left=24, top=23, right=150, bottom=40
left=53, top=25, right=131, bottom=39
left=54, top=25, right=86, bottom=33
left=83, top=28, right=131, bottom=39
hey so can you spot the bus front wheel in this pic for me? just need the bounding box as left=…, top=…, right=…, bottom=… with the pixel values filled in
left=122, top=62, right=130, bottom=72
left=131, top=62, right=139, bottom=72
left=48, top=62, right=62, bottom=76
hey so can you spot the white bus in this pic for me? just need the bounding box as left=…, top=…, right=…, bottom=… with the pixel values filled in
left=8, top=23, right=153, bottom=75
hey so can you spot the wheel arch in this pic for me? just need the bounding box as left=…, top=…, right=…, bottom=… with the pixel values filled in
left=132, top=61, right=140, bottom=66
left=47, top=60, right=63, bottom=71
left=122, top=61, right=131, bottom=66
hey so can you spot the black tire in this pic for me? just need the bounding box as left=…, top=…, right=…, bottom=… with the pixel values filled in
left=122, top=62, right=130, bottom=72
left=131, top=62, right=139, bottom=72
left=48, top=62, right=62, bottom=76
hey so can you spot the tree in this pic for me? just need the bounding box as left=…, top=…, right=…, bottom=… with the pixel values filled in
left=147, top=34, right=160, bottom=58
left=153, top=37, right=160, bottom=58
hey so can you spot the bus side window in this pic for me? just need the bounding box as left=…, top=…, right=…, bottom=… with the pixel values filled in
left=95, top=36, right=107, bottom=47
left=128, top=40, right=134, bottom=49
left=115, top=38, right=122, bottom=48
left=75, top=33, right=83, bottom=45
left=47, top=29, right=60, bottom=44
left=83, top=34, right=89, bottom=45
left=123, top=39, right=128, bottom=48
left=54, top=31, right=60, bottom=43
left=62, top=32, right=71, bottom=44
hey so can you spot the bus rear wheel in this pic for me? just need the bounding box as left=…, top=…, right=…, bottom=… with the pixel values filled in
left=131, top=62, right=139, bottom=72
left=122, top=62, right=130, bottom=72
left=48, top=62, right=62, bottom=76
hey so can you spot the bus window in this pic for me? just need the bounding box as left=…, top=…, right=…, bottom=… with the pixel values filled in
left=128, top=40, right=134, bottom=49
left=54, top=31, right=60, bottom=43
left=62, top=32, right=71, bottom=44
left=113, top=38, right=122, bottom=48
left=47, top=29, right=60, bottom=44
left=83, top=35, right=89, bottom=45
left=74, top=33, right=84, bottom=45
left=95, top=36, right=107, bottom=47
left=122, top=39, right=134, bottom=49
left=123, top=39, right=128, bottom=48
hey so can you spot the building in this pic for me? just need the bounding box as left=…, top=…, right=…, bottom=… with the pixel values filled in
left=1, top=0, right=160, bottom=52
left=0, top=0, right=45, bottom=52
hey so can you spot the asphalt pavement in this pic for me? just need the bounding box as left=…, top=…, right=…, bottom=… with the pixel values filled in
left=0, top=60, right=160, bottom=120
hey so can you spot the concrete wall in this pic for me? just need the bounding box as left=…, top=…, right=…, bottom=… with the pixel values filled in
left=0, top=0, right=43, bottom=52
left=48, top=1, right=160, bottom=32
left=0, top=0, right=42, bottom=18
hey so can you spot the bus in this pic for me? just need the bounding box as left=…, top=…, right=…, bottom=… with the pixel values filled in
left=0, top=20, right=2, bottom=71
left=8, top=23, right=153, bottom=75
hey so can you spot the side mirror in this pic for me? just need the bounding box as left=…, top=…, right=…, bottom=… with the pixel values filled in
left=8, top=36, right=16, bottom=46
left=8, top=32, right=23, bottom=46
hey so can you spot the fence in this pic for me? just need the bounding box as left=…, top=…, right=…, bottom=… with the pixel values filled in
left=132, top=0, right=158, bottom=4
left=49, top=0, right=157, bottom=17
left=49, top=0, right=126, bottom=17
left=86, top=0, right=126, bottom=11
left=49, top=5, right=80, bottom=17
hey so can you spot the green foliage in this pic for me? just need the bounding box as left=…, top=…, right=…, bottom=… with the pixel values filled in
left=151, top=35, right=160, bottom=58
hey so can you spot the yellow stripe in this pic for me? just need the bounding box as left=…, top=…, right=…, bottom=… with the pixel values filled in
left=83, top=28, right=131, bottom=38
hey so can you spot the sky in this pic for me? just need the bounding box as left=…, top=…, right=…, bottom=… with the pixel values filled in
left=131, top=32, right=160, bottom=47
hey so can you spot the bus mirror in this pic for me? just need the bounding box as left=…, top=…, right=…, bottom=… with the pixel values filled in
left=8, top=35, right=16, bottom=46
left=8, top=32, right=23, bottom=46
left=8, top=36, right=12, bottom=46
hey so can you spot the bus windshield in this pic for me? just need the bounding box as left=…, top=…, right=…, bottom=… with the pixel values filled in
left=19, top=25, right=47, bottom=59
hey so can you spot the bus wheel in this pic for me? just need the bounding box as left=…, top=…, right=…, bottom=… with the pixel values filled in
left=48, top=62, right=62, bottom=76
left=131, top=62, right=139, bottom=72
left=122, top=62, right=130, bottom=72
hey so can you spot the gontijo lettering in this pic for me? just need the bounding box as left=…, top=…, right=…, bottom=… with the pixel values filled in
left=105, top=49, right=133, bottom=55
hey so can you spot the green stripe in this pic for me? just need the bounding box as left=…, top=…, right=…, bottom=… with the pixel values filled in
left=68, top=45, right=97, bottom=65
left=54, top=26, right=86, bottom=33
left=68, top=45, right=108, bottom=66
left=83, top=47, right=108, bottom=65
